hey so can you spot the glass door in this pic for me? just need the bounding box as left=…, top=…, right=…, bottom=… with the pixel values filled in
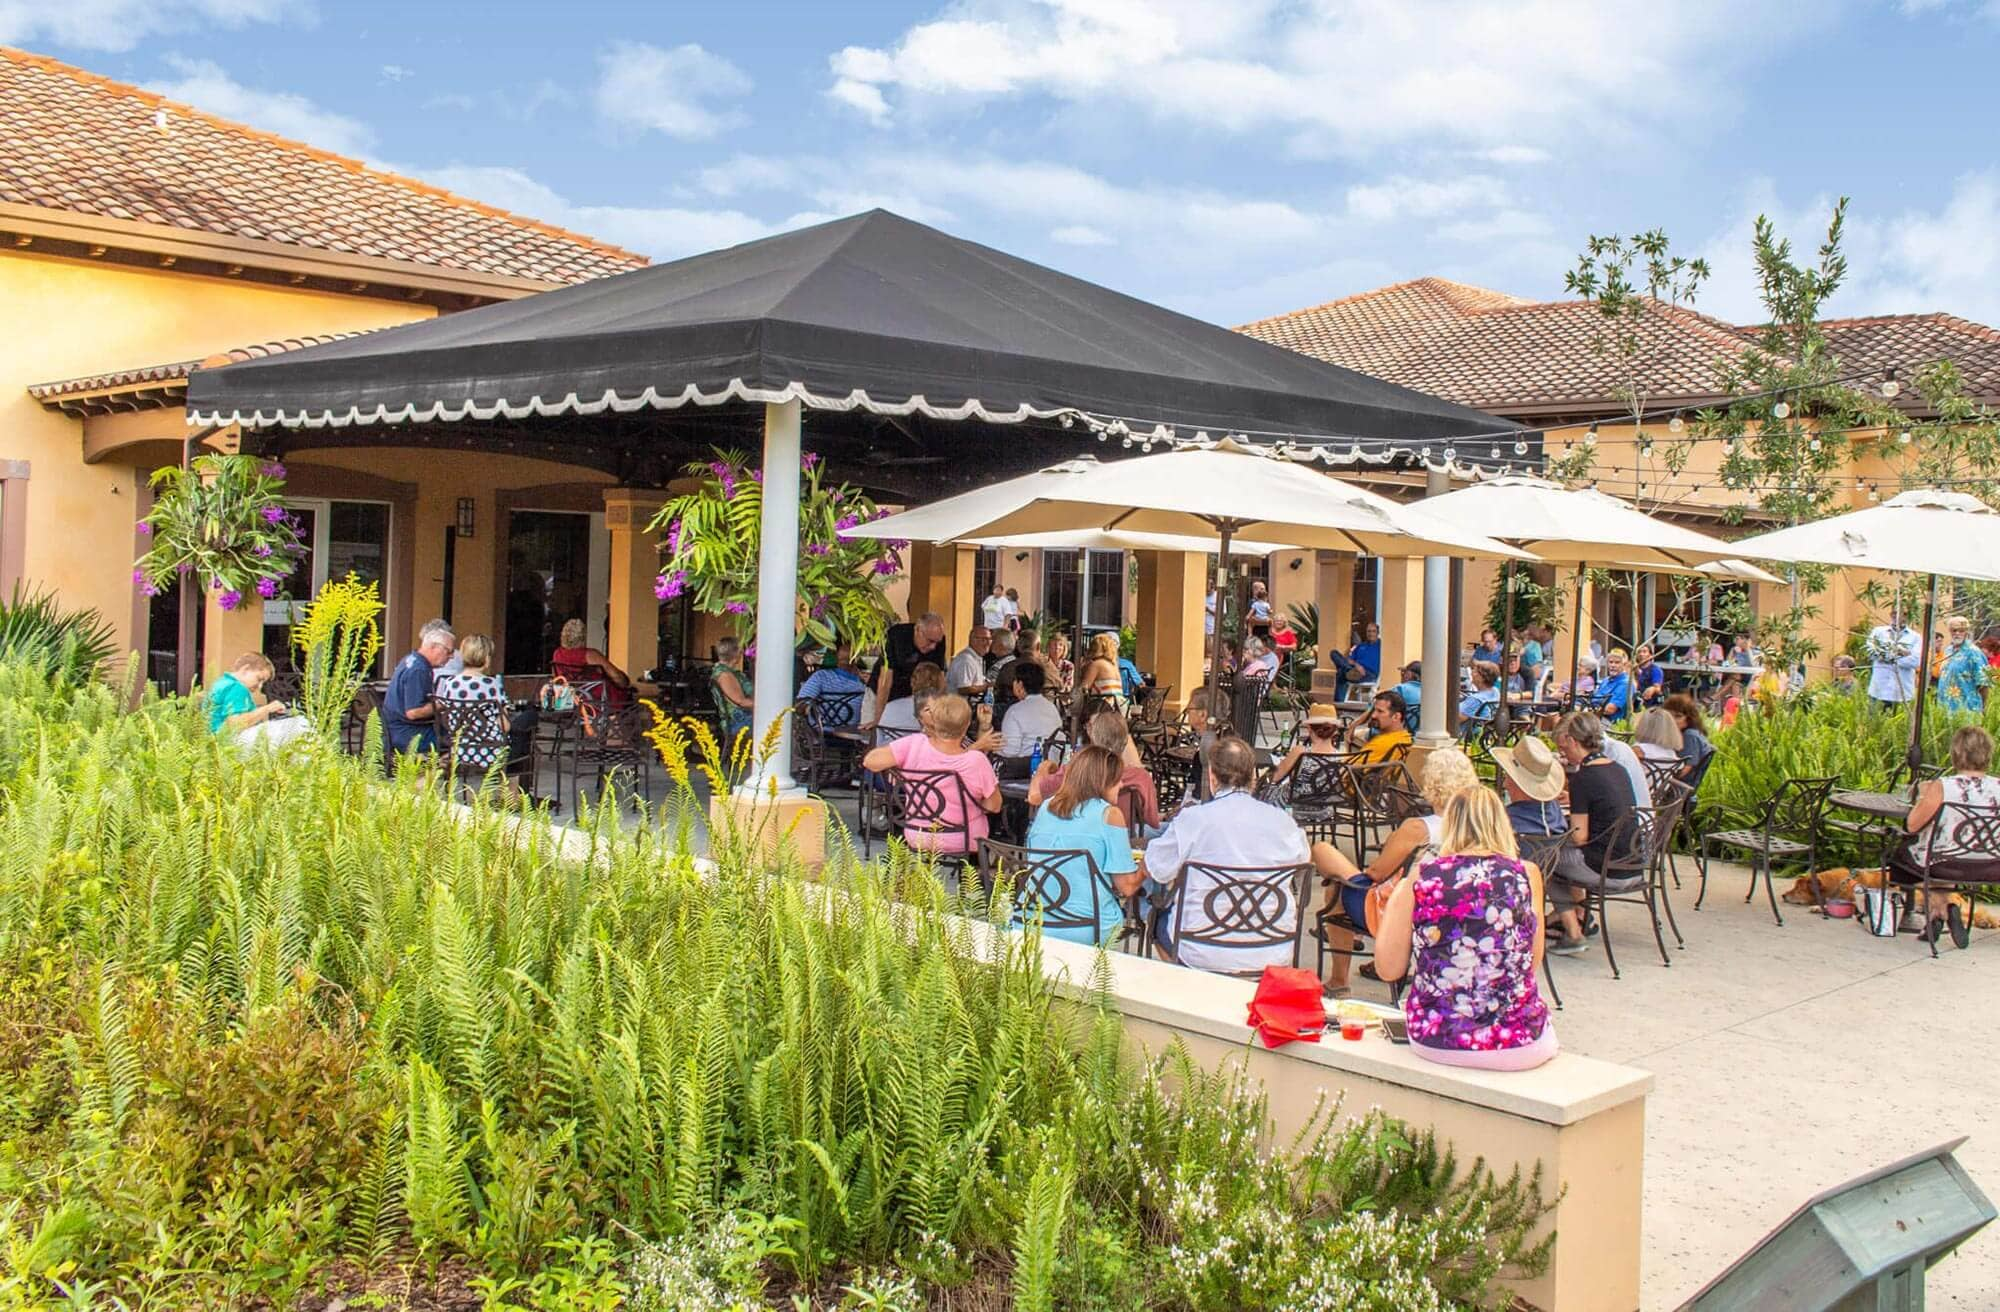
left=261, top=499, right=390, bottom=674
left=504, top=510, right=596, bottom=674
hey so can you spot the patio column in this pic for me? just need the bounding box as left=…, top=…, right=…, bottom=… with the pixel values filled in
left=201, top=591, right=265, bottom=685
left=1311, top=551, right=1354, bottom=697
left=602, top=488, right=666, bottom=683
left=1377, top=560, right=1424, bottom=681
left=747, top=400, right=804, bottom=798
left=1145, top=551, right=1205, bottom=711
left=1417, top=466, right=1452, bottom=748
left=1551, top=574, right=1596, bottom=689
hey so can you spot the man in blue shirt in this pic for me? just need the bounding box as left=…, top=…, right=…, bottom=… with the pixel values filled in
left=1590, top=648, right=1636, bottom=724
left=1391, top=660, right=1423, bottom=732
left=384, top=620, right=457, bottom=754
left=1331, top=621, right=1381, bottom=699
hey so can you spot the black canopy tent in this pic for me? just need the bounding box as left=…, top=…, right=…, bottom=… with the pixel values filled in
left=184, top=208, right=1525, bottom=796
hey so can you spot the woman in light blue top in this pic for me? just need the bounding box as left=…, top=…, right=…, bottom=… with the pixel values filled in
left=1022, top=745, right=1135, bottom=947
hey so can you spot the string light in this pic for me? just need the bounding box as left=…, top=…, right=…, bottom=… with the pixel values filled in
left=1514, top=439, right=1528, bottom=455
left=1898, top=430, right=1912, bottom=445
left=1584, top=423, right=1598, bottom=448
left=1668, top=411, right=1685, bottom=434
left=1771, top=400, right=1791, bottom=419
left=1881, top=368, right=1901, bottom=399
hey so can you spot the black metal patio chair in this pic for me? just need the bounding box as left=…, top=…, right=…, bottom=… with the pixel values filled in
left=1896, top=800, right=2000, bottom=957
left=976, top=839, right=1125, bottom=950
left=1152, top=860, right=1312, bottom=980
left=856, top=726, right=914, bottom=857
left=1697, top=775, right=1837, bottom=925
left=568, top=700, right=655, bottom=814
left=435, top=695, right=531, bottom=798
left=1516, top=830, right=1569, bottom=1010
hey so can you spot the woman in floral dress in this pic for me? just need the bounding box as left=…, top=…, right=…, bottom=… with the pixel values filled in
left=1373, top=786, right=1557, bottom=1071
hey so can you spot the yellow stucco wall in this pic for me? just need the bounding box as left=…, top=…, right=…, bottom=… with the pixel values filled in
left=0, top=249, right=435, bottom=664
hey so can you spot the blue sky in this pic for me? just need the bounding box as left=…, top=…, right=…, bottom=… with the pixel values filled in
left=9, top=0, right=2000, bottom=327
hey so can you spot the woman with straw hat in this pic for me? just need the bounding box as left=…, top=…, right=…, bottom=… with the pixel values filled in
left=1264, top=702, right=1345, bottom=789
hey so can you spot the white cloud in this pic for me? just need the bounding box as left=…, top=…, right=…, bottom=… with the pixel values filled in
left=827, top=75, right=891, bottom=125
left=418, top=164, right=776, bottom=261
left=825, top=0, right=1808, bottom=158
left=593, top=41, right=751, bottom=140
left=1050, top=224, right=1112, bottom=246
left=379, top=63, right=413, bottom=82
left=1476, top=145, right=1552, bottom=165
left=1696, top=174, right=2000, bottom=326
left=695, top=155, right=798, bottom=198
left=0, top=0, right=302, bottom=53
left=1346, top=174, right=1503, bottom=222
left=147, top=55, right=374, bottom=157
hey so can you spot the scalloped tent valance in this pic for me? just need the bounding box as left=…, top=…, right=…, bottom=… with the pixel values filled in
left=185, top=208, right=1523, bottom=460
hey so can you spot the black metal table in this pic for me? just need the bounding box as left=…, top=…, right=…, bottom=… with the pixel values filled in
left=1830, top=789, right=1913, bottom=823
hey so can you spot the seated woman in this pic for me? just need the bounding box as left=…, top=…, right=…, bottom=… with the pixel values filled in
left=1372, top=787, right=1557, bottom=1072
left=708, top=636, right=754, bottom=747
left=860, top=694, right=1002, bottom=857
left=1457, top=660, right=1501, bottom=734
left=551, top=618, right=648, bottom=707
left=1546, top=710, right=1641, bottom=955
left=206, top=652, right=310, bottom=752
left=1077, top=631, right=1126, bottom=707
left=1631, top=707, right=1683, bottom=764
left=1239, top=637, right=1280, bottom=683
left=435, top=633, right=536, bottom=780
left=870, top=661, right=945, bottom=740
left=1891, top=725, right=1999, bottom=948
left=1021, top=744, right=1135, bottom=946
left=1264, top=703, right=1346, bottom=789
left=1316, top=746, right=1480, bottom=994
left=1044, top=634, right=1075, bottom=693
left=1664, top=693, right=1714, bottom=782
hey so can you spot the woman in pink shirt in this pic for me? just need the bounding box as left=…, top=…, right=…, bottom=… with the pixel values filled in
left=861, top=694, right=1001, bottom=854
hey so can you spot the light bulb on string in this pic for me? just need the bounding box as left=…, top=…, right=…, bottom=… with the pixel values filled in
left=1809, top=438, right=1821, bottom=452
left=1444, top=446, right=1457, bottom=463
left=1583, top=423, right=1598, bottom=448
left=1513, top=439, right=1528, bottom=455
left=1771, top=400, right=1791, bottom=420
left=1121, top=435, right=1134, bottom=448
left=1668, top=412, right=1684, bottom=434
left=1881, top=368, right=1901, bottom=400
left=1059, top=413, right=1074, bottom=428
left=1898, top=430, right=1912, bottom=445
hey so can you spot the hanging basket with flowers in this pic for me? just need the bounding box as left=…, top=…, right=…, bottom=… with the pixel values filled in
left=135, top=454, right=303, bottom=611
left=648, top=450, right=903, bottom=652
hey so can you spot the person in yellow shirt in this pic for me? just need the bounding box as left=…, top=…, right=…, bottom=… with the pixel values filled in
left=1346, top=690, right=1414, bottom=763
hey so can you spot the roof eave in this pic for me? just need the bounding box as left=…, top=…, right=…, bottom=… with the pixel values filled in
left=0, top=201, right=574, bottom=303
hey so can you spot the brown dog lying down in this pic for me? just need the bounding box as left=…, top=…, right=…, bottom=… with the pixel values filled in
left=1784, top=868, right=2000, bottom=928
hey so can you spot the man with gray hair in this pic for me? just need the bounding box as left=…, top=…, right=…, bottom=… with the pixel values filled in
left=877, top=609, right=947, bottom=707
left=385, top=619, right=456, bottom=755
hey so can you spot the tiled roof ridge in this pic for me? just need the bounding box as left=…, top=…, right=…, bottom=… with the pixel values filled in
left=1234, top=276, right=1531, bottom=330
left=27, top=330, right=369, bottom=399
left=1, top=45, right=645, bottom=269
left=1821, top=310, right=2000, bottom=345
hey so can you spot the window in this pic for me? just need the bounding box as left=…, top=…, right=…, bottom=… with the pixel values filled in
left=1041, top=549, right=1081, bottom=636
left=263, top=497, right=392, bottom=674
left=1352, top=555, right=1381, bottom=629
left=1085, top=549, right=1125, bottom=629
left=973, top=547, right=998, bottom=605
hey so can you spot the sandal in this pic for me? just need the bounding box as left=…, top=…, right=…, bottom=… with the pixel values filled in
left=1359, top=963, right=1385, bottom=983
left=1948, top=903, right=1972, bottom=951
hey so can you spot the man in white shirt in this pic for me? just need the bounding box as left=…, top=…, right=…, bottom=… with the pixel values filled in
left=1597, top=723, right=1654, bottom=808
left=998, top=661, right=1062, bottom=760
left=1866, top=619, right=1921, bottom=705
left=947, top=626, right=992, bottom=696
left=980, top=585, right=1010, bottom=632
left=1139, top=738, right=1343, bottom=976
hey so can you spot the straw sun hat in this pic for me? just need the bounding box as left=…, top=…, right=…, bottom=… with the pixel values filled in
left=1303, top=703, right=1342, bottom=726
left=1492, top=736, right=1565, bottom=802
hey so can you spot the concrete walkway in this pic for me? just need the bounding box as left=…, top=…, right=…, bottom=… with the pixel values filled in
left=1501, top=864, right=1995, bottom=1309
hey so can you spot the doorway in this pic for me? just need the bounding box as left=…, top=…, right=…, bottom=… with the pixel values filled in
left=260, top=498, right=390, bottom=673
left=504, top=510, right=608, bottom=673
left=1040, top=548, right=1126, bottom=642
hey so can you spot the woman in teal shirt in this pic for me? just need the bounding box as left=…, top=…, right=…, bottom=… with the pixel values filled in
left=1022, top=745, right=1135, bottom=947
left=1938, top=616, right=1990, bottom=714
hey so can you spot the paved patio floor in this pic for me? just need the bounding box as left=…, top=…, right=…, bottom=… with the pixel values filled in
left=1353, top=860, right=2000, bottom=1310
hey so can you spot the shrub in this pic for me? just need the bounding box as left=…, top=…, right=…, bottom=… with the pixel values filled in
left=0, top=662, right=1551, bottom=1308
left=0, top=586, right=113, bottom=687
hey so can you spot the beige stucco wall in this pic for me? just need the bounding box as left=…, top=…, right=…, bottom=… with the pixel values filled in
left=0, top=248, right=433, bottom=665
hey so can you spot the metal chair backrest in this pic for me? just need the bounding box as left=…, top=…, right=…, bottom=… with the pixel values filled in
left=578, top=700, right=650, bottom=756
left=1518, top=829, right=1571, bottom=881
left=1116, top=784, right=1148, bottom=844
left=1348, top=757, right=1417, bottom=819
left=1761, top=775, right=1838, bottom=842
left=1169, top=861, right=1311, bottom=972
left=436, top=696, right=509, bottom=769
left=1594, top=805, right=1658, bottom=882
left=1130, top=684, right=1170, bottom=727
left=1917, top=799, right=2000, bottom=878
left=813, top=687, right=864, bottom=731
left=1284, top=751, right=1348, bottom=814
left=1642, top=755, right=1683, bottom=800
left=977, top=839, right=1111, bottom=937
left=886, top=767, right=978, bottom=850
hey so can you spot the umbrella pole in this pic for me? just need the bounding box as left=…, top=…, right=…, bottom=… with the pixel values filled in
left=1908, top=572, right=1939, bottom=775
left=1567, top=567, right=1586, bottom=712
left=1495, top=561, right=1517, bottom=735
left=1206, top=522, right=1234, bottom=728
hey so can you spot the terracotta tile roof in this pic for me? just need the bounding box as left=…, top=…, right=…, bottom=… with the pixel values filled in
left=29, top=332, right=365, bottom=410
left=1241, top=278, right=2000, bottom=416
left=1818, top=313, right=2000, bottom=406
left=0, top=46, right=646, bottom=286
left=1237, top=277, right=1760, bottom=413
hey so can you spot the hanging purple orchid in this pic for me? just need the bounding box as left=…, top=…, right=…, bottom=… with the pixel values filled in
left=654, top=569, right=688, bottom=601
left=260, top=461, right=287, bottom=479
left=724, top=600, right=750, bottom=615
left=261, top=505, right=287, bottom=525
left=217, top=589, right=244, bottom=611
left=802, top=451, right=820, bottom=471
left=836, top=512, right=861, bottom=532
left=255, top=578, right=279, bottom=599
left=252, top=544, right=274, bottom=559
left=135, top=521, right=152, bottom=536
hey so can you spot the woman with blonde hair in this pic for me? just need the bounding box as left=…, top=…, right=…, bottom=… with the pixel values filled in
left=1373, top=786, right=1555, bottom=1070
left=436, top=633, right=532, bottom=778
left=1044, top=633, right=1074, bottom=692
left=551, top=617, right=645, bottom=706
left=1317, top=746, right=1481, bottom=993
left=1078, top=630, right=1124, bottom=704
left=1631, top=707, right=1683, bottom=763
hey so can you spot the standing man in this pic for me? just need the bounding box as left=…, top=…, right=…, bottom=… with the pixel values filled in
left=877, top=611, right=947, bottom=708
left=385, top=619, right=457, bottom=755
left=948, top=626, right=993, bottom=697
left=980, top=584, right=1010, bottom=632
left=1867, top=612, right=1921, bottom=708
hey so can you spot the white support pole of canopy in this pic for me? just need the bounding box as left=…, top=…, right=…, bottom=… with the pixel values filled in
left=742, top=399, right=803, bottom=799
left=1418, top=465, right=1452, bottom=748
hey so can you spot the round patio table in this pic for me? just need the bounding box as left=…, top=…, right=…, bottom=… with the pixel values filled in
left=1830, top=789, right=1914, bottom=823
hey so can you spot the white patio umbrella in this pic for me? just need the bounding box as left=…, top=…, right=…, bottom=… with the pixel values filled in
left=1693, top=558, right=1785, bottom=585
left=1730, top=490, right=2000, bottom=769
left=847, top=439, right=1536, bottom=712
left=957, top=529, right=1287, bottom=556
left=1419, top=475, right=1748, bottom=731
